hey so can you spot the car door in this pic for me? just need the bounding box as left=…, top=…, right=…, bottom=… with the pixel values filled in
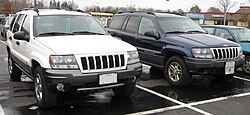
left=136, top=17, right=164, bottom=68
left=10, top=14, right=30, bottom=73
left=118, top=15, right=140, bottom=46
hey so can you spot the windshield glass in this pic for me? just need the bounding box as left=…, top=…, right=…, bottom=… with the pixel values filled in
left=230, top=28, right=250, bottom=42
left=34, top=15, right=108, bottom=37
left=158, top=17, right=206, bottom=34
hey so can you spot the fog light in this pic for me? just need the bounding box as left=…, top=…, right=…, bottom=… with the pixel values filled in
left=57, top=83, right=64, bottom=92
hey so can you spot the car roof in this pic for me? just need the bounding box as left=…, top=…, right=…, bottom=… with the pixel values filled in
left=116, top=11, right=185, bottom=18
left=17, top=9, right=88, bottom=16
left=201, top=25, right=244, bottom=29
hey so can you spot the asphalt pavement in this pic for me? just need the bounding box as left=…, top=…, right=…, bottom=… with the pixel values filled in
left=0, top=35, right=250, bottom=115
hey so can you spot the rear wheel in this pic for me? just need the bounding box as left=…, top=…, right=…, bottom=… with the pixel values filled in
left=8, top=53, right=22, bottom=81
left=34, top=66, right=57, bottom=108
left=164, top=56, right=192, bottom=87
left=242, top=56, right=250, bottom=74
left=112, top=82, right=136, bottom=97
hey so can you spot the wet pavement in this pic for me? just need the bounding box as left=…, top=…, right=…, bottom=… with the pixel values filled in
left=1, top=35, right=250, bottom=115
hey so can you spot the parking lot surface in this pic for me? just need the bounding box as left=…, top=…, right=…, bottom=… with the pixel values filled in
left=1, top=36, right=250, bottom=115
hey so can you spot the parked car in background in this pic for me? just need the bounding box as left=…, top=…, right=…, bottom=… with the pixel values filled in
left=202, top=25, right=250, bottom=74
left=107, top=12, right=244, bottom=87
left=0, top=14, right=6, bottom=23
left=1, top=16, right=13, bottom=39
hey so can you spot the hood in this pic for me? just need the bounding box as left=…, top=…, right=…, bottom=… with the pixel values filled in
left=165, top=34, right=239, bottom=48
left=239, top=43, right=250, bottom=53
left=36, top=35, right=136, bottom=55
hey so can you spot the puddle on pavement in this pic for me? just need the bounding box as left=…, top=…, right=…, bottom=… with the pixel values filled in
left=2, top=88, right=177, bottom=115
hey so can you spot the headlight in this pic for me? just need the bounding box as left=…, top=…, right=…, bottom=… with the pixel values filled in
left=127, top=51, right=139, bottom=64
left=192, top=48, right=213, bottom=58
left=49, top=55, right=79, bottom=69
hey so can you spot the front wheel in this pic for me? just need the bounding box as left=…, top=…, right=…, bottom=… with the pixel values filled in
left=112, top=82, right=136, bottom=97
left=8, top=53, right=22, bottom=81
left=34, top=66, right=57, bottom=108
left=242, top=56, right=250, bottom=74
left=164, top=56, right=192, bottom=87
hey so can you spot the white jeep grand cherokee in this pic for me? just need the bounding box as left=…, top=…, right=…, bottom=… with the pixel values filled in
left=6, top=8, right=142, bottom=108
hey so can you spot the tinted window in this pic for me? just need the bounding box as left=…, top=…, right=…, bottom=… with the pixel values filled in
left=10, top=14, right=18, bottom=31
left=13, top=14, right=25, bottom=33
left=124, top=16, right=139, bottom=33
left=109, top=15, right=126, bottom=29
left=215, top=28, right=233, bottom=40
left=202, top=27, right=215, bottom=34
left=138, top=17, right=156, bottom=35
left=21, top=15, right=30, bottom=37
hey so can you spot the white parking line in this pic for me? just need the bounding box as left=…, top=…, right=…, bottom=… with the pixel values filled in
left=0, top=104, right=5, bottom=115
left=233, top=76, right=250, bottom=82
left=134, top=85, right=213, bottom=115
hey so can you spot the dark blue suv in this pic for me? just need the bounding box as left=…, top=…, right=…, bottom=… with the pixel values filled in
left=107, top=12, right=244, bottom=87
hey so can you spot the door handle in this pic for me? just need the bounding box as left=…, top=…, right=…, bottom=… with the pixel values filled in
left=16, top=41, right=20, bottom=45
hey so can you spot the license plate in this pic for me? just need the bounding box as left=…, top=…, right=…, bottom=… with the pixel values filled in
left=99, top=73, right=117, bottom=85
left=225, top=61, right=235, bottom=75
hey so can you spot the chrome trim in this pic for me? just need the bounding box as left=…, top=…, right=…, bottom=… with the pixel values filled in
left=77, top=83, right=125, bottom=91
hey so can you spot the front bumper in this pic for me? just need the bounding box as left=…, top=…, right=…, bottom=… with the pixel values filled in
left=185, top=55, right=244, bottom=75
left=43, top=62, right=142, bottom=92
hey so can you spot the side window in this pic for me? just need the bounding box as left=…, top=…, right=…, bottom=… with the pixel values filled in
left=13, top=14, right=25, bottom=33
left=10, top=14, right=18, bottom=31
left=124, top=16, right=139, bottom=33
left=215, top=28, right=233, bottom=40
left=138, top=17, right=156, bottom=35
left=21, top=15, right=30, bottom=37
left=109, top=15, right=126, bottom=29
left=202, top=27, right=215, bottom=34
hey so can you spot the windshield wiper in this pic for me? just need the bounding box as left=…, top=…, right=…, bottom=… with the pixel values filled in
left=240, top=40, right=250, bottom=43
left=38, top=32, right=74, bottom=36
left=186, top=30, right=206, bottom=34
left=72, top=31, right=105, bottom=35
left=165, top=31, right=187, bottom=34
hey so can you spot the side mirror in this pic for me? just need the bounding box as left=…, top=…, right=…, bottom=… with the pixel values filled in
left=144, top=30, right=159, bottom=39
left=14, top=31, right=29, bottom=41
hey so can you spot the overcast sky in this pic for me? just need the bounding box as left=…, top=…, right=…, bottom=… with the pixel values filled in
left=53, top=0, right=249, bottom=12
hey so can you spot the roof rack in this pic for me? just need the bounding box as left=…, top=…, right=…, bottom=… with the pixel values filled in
left=20, top=7, right=40, bottom=15
left=118, top=11, right=156, bottom=16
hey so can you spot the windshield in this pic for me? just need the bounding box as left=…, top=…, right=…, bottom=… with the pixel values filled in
left=34, top=15, right=108, bottom=37
left=230, top=28, right=250, bottom=42
left=158, top=17, right=206, bottom=34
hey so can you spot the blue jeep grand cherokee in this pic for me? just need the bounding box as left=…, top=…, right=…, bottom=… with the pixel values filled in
left=107, top=12, right=244, bottom=87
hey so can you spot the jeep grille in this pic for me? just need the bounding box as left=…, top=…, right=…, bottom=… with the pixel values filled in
left=80, top=54, right=126, bottom=73
left=210, top=47, right=240, bottom=60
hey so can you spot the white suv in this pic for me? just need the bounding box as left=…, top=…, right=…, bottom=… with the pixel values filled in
left=6, top=8, right=142, bottom=108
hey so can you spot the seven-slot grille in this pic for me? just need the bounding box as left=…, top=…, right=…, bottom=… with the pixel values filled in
left=211, top=47, right=240, bottom=60
left=80, top=54, right=125, bottom=72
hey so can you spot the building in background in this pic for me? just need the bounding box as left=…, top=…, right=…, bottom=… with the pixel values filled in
left=186, top=4, right=250, bottom=27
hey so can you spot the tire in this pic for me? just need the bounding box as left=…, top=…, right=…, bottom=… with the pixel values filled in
left=164, top=56, right=192, bottom=87
left=8, top=54, right=22, bottom=81
left=112, top=82, right=136, bottom=97
left=34, top=66, right=57, bottom=108
left=242, top=56, right=250, bottom=74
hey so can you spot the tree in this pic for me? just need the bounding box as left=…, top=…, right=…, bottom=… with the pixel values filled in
left=189, top=5, right=201, bottom=12
left=218, top=0, right=237, bottom=25
left=207, top=7, right=221, bottom=12
left=61, top=1, right=78, bottom=9
left=50, top=0, right=57, bottom=8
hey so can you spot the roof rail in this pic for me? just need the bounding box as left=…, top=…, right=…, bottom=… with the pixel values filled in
left=20, top=7, right=40, bottom=15
left=118, top=11, right=156, bottom=16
